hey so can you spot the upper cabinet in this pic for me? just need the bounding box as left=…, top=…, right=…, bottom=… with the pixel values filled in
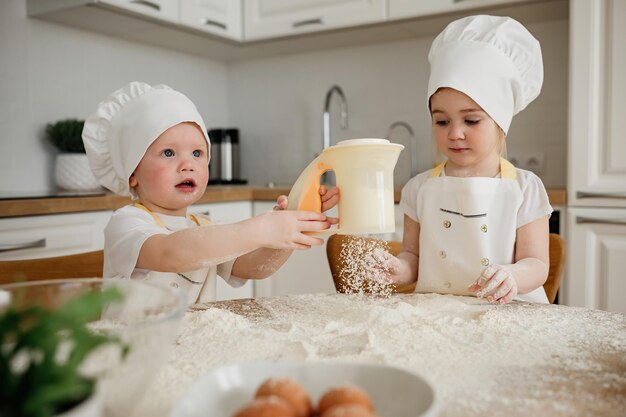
left=98, top=0, right=179, bottom=22
left=388, top=0, right=534, bottom=19
left=180, top=0, right=242, bottom=41
left=27, top=0, right=566, bottom=60
left=242, top=0, right=385, bottom=41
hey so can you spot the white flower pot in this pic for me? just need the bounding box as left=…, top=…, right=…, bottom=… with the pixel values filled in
left=55, top=153, right=101, bottom=191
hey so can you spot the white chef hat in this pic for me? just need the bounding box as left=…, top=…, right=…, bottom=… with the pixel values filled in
left=427, top=15, right=543, bottom=134
left=82, top=81, right=210, bottom=198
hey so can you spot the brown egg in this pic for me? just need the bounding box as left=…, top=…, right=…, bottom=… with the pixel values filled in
left=255, top=377, right=312, bottom=417
left=320, top=404, right=377, bottom=417
left=317, top=385, right=374, bottom=416
left=232, top=395, right=297, bottom=417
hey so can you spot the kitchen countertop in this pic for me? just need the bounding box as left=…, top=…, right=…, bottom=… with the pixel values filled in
left=132, top=293, right=625, bottom=417
left=0, top=187, right=567, bottom=218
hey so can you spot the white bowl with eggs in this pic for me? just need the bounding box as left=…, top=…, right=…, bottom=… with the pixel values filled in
left=169, top=362, right=436, bottom=417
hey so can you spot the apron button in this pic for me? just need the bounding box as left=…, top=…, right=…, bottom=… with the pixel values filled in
left=443, top=220, right=451, bottom=228
left=439, top=250, right=447, bottom=259
left=480, top=258, right=490, bottom=266
left=170, top=282, right=179, bottom=288
left=443, top=281, right=451, bottom=289
left=481, top=224, right=487, bottom=233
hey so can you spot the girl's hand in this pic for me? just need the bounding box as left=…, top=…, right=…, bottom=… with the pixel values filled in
left=319, top=185, right=340, bottom=212
left=369, top=248, right=408, bottom=285
left=274, top=187, right=340, bottom=225
left=468, top=265, right=518, bottom=304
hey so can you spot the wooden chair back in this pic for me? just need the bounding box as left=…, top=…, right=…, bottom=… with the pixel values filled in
left=545, top=233, right=565, bottom=304
left=327, top=233, right=565, bottom=302
left=0, top=251, right=104, bottom=286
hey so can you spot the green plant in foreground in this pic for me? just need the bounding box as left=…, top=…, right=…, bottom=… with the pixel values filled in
left=45, top=119, right=86, bottom=153
left=0, top=288, right=128, bottom=417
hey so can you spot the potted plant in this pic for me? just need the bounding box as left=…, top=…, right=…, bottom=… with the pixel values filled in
left=0, top=287, right=128, bottom=417
left=46, top=119, right=101, bottom=191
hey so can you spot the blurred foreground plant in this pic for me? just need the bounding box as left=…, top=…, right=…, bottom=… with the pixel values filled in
left=0, top=287, right=128, bottom=417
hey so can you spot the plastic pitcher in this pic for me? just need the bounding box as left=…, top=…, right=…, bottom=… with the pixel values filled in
left=287, top=138, right=404, bottom=234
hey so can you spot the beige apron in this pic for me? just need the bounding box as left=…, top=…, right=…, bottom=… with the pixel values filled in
left=416, top=159, right=548, bottom=303
left=133, top=203, right=219, bottom=305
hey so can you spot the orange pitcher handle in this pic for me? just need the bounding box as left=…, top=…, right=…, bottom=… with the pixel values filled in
left=287, top=160, right=332, bottom=212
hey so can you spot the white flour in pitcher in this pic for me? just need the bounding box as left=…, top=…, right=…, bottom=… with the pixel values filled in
left=135, top=294, right=626, bottom=417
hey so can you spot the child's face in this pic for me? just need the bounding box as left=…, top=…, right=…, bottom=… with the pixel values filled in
left=430, top=88, right=501, bottom=173
left=129, top=122, right=209, bottom=216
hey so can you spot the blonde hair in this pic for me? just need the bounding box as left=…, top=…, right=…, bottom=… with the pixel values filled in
left=497, top=125, right=507, bottom=158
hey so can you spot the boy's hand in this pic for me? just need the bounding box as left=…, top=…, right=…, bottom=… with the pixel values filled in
left=256, top=210, right=331, bottom=250
left=468, top=265, right=518, bottom=304
left=274, top=195, right=288, bottom=211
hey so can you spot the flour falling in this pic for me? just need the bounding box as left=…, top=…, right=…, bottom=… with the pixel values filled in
left=337, top=237, right=395, bottom=297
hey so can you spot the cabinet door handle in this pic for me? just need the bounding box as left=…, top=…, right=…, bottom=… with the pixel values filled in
left=0, top=238, right=47, bottom=253
left=130, top=0, right=161, bottom=11
left=293, top=18, right=324, bottom=29
left=576, top=217, right=626, bottom=226
left=203, top=19, right=227, bottom=30
left=577, top=191, right=626, bottom=200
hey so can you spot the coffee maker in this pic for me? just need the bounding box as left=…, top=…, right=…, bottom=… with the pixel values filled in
left=207, top=128, right=247, bottom=185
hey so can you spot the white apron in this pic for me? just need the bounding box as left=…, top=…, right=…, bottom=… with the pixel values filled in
left=134, top=203, right=219, bottom=305
left=415, top=159, right=548, bottom=303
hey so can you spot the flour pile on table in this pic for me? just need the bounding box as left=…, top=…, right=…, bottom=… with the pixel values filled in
left=137, top=294, right=626, bottom=417
left=338, top=238, right=395, bottom=297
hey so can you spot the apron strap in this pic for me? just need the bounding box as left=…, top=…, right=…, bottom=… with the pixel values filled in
left=499, top=158, right=517, bottom=179
left=132, top=203, right=203, bottom=228
left=427, top=158, right=517, bottom=179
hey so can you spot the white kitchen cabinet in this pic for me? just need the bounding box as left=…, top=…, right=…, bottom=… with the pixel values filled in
left=27, top=0, right=179, bottom=24
left=0, top=211, right=112, bottom=261
left=566, top=0, right=626, bottom=313
left=388, top=0, right=533, bottom=19
left=565, top=208, right=626, bottom=314
left=189, top=201, right=254, bottom=300
left=180, top=0, right=242, bottom=41
left=568, top=0, right=626, bottom=209
left=243, top=0, right=386, bottom=41
left=99, top=0, right=179, bottom=22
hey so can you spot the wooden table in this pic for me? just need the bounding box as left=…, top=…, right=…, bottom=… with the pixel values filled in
left=132, top=293, right=625, bottom=417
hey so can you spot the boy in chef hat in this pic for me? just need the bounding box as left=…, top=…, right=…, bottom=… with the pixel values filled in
left=83, top=81, right=338, bottom=305
left=376, top=15, right=552, bottom=304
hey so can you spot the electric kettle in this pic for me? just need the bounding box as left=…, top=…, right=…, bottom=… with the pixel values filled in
left=287, top=138, right=404, bottom=235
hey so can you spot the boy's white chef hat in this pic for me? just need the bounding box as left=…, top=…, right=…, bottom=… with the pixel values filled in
left=82, top=81, right=210, bottom=198
left=427, top=15, right=543, bottom=134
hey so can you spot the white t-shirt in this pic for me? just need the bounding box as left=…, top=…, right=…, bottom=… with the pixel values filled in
left=103, top=205, right=245, bottom=289
left=400, top=167, right=553, bottom=228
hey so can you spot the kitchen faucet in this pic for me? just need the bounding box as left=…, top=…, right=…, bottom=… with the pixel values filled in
left=386, top=121, right=418, bottom=177
left=323, top=85, right=348, bottom=150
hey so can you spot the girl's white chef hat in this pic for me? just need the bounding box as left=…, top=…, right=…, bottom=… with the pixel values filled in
left=427, top=15, right=543, bottom=134
left=82, top=81, right=210, bottom=198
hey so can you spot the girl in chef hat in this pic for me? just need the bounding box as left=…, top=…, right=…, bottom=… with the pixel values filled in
left=376, top=15, right=552, bottom=304
left=82, top=81, right=338, bottom=305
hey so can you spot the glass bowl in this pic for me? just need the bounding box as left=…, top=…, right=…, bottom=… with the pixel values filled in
left=0, top=278, right=186, bottom=417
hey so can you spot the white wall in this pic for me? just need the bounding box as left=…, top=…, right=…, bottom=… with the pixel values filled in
left=0, top=1, right=229, bottom=195
left=228, top=19, right=569, bottom=189
left=0, top=1, right=568, bottom=196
